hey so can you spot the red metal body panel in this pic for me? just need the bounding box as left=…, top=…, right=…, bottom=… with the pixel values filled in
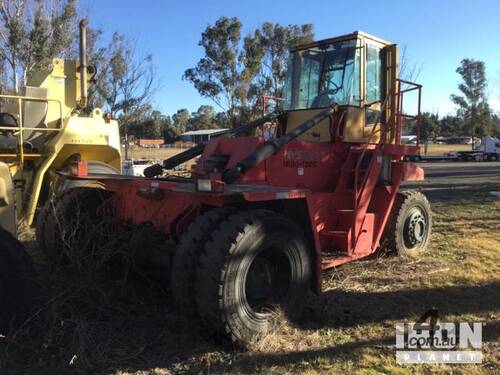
left=67, top=80, right=424, bottom=293
left=196, top=137, right=344, bottom=191
left=76, top=137, right=423, bottom=292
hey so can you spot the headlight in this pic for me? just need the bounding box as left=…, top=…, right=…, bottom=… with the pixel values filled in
left=197, top=178, right=212, bottom=192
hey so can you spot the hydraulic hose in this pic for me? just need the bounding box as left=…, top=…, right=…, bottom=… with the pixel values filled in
left=143, top=112, right=280, bottom=178
left=222, top=104, right=338, bottom=184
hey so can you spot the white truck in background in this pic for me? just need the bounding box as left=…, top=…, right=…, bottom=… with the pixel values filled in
left=405, top=136, right=500, bottom=162
left=483, top=136, right=500, bottom=161
left=122, top=159, right=154, bottom=177
left=454, top=136, right=500, bottom=161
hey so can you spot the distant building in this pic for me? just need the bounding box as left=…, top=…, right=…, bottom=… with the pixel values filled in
left=178, top=129, right=228, bottom=144
left=137, top=139, right=164, bottom=148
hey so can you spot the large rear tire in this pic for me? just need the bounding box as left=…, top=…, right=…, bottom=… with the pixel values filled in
left=35, top=161, right=119, bottom=256
left=381, top=190, right=432, bottom=257
left=195, top=210, right=311, bottom=347
left=0, top=227, right=39, bottom=334
left=170, top=207, right=235, bottom=320
left=39, top=187, right=114, bottom=262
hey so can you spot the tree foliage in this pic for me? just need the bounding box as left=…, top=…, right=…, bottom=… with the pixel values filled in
left=399, top=45, right=422, bottom=82
left=246, top=22, right=314, bottom=100
left=183, top=17, right=250, bottom=125
left=0, top=1, right=159, bottom=144
left=0, top=0, right=78, bottom=92
left=451, top=58, right=492, bottom=141
left=97, top=33, right=157, bottom=126
left=172, top=108, right=190, bottom=134
left=129, top=110, right=172, bottom=140
left=420, top=112, right=439, bottom=142
left=438, top=115, right=463, bottom=137
left=490, top=114, right=500, bottom=137
left=1, top=4, right=497, bottom=144
left=189, top=105, right=218, bottom=131
left=184, top=17, right=314, bottom=126
left=89, top=32, right=158, bottom=156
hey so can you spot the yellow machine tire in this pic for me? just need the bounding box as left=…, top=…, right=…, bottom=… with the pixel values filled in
left=35, top=161, right=118, bottom=257
left=0, top=226, right=39, bottom=334
left=39, top=187, right=113, bottom=262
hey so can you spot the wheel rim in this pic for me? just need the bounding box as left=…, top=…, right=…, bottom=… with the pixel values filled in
left=243, top=247, right=291, bottom=322
left=403, top=206, right=429, bottom=250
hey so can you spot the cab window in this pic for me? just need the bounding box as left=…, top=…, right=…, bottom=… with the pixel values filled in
left=365, top=45, right=383, bottom=104
left=282, top=39, right=361, bottom=110
left=298, top=54, right=321, bottom=108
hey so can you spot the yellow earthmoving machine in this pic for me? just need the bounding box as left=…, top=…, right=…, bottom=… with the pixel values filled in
left=0, top=19, right=121, bottom=333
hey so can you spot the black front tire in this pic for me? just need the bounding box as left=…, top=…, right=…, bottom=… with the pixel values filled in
left=170, top=207, right=235, bottom=320
left=0, top=228, right=39, bottom=334
left=195, top=210, right=312, bottom=347
left=381, top=191, right=432, bottom=257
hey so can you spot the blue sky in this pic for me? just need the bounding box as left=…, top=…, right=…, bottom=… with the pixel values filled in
left=81, top=0, right=500, bottom=117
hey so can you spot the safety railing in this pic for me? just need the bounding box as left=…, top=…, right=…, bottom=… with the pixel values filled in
left=249, top=95, right=283, bottom=139
left=394, top=79, right=422, bottom=146
left=0, top=94, right=63, bottom=163
left=353, top=78, right=422, bottom=208
left=250, top=95, right=283, bottom=118
left=349, top=78, right=421, bottom=249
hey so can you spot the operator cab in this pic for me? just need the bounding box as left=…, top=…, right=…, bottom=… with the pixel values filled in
left=281, top=31, right=398, bottom=143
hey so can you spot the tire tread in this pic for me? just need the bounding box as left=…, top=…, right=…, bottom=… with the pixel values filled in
left=0, top=227, right=39, bottom=333
left=170, top=207, right=236, bottom=321
left=381, top=190, right=432, bottom=256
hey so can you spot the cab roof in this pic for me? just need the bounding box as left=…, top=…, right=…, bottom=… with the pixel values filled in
left=292, top=30, right=392, bottom=52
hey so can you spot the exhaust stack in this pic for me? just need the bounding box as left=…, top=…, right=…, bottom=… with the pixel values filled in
left=79, top=18, right=88, bottom=109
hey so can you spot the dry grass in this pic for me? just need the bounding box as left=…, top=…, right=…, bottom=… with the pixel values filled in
left=424, top=144, right=473, bottom=155
left=1, top=186, right=499, bottom=374
left=126, top=147, right=197, bottom=172
left=127, top=147, right=188, bottom=161
left=127, top=144, right=474, bottom=160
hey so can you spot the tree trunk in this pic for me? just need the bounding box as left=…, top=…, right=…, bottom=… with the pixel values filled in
left=471, top=114, right=475, bottom=150
left=12, top=53, right=18, bottom=94
left=123, top=108, right=129, bottom=160
left=23, top=66, right=28, bottom=87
